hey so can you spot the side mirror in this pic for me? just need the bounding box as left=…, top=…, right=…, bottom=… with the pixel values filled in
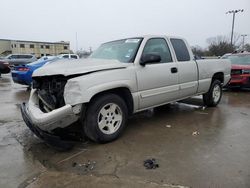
left=140, top=53, right=161, bottom=66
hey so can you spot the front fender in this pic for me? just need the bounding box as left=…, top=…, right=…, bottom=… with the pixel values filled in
left=64, top=69, right=137, bottom=105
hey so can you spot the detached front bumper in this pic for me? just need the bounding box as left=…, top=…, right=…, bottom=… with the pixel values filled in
left=21, top=103, right=75, bottom=150
left=23, top=89, right=80, bottom=132
left=20, top=89, right=82, bottom=149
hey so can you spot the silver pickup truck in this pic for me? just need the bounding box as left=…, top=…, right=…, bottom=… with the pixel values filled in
left=21, top=35, right=231, bottom=144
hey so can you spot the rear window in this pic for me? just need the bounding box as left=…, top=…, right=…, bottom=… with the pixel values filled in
left=170, top=38, right=190, bottom=61
left=227, top=54, right=250, bottom=65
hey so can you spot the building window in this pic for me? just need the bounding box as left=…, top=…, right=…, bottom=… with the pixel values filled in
left=11, top=44, right=13, bottom=48
left=41, top=45, right=44, bottom=48
left=20, top=44, right=25, bottom=48
left=30, top=44, right=34, bottom=48
left=14, top=44, right=16, bottom=48
left=45, top=45, right=50, bottom=49
left=64, top=46, right=68, bottom=50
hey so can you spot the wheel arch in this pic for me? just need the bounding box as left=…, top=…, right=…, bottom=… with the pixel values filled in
left=88, top=87, right=134, bottom=115
left=212, top=72, right=224, bottom=84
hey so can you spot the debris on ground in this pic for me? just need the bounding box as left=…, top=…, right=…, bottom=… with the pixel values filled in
left=240, top=112, right=248, bottom=116
left=165, top=125, right=172, bottom=128
left=143, top=158, right=159, bottom=169
left=195, top=111, right=208, bottom=115
left=192, top=131, right=200, bottom=136
left=72, top=160, right=96, bottom=172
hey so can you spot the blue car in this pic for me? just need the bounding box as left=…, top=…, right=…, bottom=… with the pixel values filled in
left=11, top=56, right=58, bottom=86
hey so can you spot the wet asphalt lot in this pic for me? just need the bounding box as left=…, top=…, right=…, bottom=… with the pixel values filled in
left=0, top=73, right=250, bottom=188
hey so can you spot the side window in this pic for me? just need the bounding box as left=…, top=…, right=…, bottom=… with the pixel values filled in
left=12, top=55, right=18, bottom=59
left=71, top=55, right=78, bottom=59
left=170, top=38, right=190, bottom=61
left=24, top=55, right=32, bottom=59
left=62, top=55, right=69, bottom=58
left=142, top=38, right=172, bottom=63
left=8, top=55, right=13, bottom=59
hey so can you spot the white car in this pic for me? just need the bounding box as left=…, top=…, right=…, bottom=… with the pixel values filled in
left=21, top=35, right=231, bottom=144
left=58, top=54, right=79, bottom=59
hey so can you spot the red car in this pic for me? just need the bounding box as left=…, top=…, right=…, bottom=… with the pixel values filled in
left=224, top=52, right=250, bottom=88
left=0, top=59, right=10, bottom=77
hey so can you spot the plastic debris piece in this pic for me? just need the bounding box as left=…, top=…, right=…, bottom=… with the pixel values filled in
left=192, top=131, right=200, bottom=136
left=195, top=112, right=208, bottom=115
left=166, top=125, right=172, bottom=128
left=143, top=158, right=159, bottom=169
left=72, top=160, right=96, bottom=172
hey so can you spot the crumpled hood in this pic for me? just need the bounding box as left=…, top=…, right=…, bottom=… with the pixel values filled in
left=32, top=58, right=130, bottom=77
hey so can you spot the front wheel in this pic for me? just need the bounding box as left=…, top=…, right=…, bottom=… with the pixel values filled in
left=203, top=80, right=222, bottom=107
left=82, top=94, right=128, bottom=143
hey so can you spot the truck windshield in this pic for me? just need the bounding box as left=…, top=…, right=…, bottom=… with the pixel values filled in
left=227, top=54, right=250, bottom=65
left=90, top=38, right=142, bottom=63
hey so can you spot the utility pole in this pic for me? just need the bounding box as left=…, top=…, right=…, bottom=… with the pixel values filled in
left=226, top=9, right=244, bottom=45
left=241, top=34, right=247, bottom=49
left=75, top=32, right=78, bottom=53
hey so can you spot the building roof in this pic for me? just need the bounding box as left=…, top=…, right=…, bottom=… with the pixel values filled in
left=0, top=38, right=69, bottom=45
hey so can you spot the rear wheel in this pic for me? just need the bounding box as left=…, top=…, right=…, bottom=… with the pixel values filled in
left=82, top=94, right=128, bottom=143
left=203, top=80, right=222, bottom=107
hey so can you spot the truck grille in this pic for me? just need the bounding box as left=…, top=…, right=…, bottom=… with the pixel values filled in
left=33, top=76, right=67, bottom=112
left=231, top=69, right=242, bottom=75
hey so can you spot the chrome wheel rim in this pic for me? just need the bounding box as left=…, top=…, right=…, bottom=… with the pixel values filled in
left=97, top=103, right=123, bottom=135
left=212, top=84, right=221, bottom=103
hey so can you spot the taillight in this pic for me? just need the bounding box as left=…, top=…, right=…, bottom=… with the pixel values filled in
left=18, top=67, right=29, bottom=71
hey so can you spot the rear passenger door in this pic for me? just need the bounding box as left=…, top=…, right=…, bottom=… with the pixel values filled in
left=170, top=38, right=198, bottom=98
left=136, top=38, right=179, bottom=109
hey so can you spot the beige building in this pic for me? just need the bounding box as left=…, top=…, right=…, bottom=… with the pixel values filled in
left=0, top=39, right=11, bottom=56
left=0, top=39, right=70, bottom=58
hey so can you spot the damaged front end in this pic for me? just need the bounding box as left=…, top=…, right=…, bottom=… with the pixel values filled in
left=21, top=75, right=82, bottom=149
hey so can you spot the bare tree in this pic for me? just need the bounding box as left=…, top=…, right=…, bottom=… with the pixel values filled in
left=191, top=45, right=205, bottom=57
left=206, top=35, right=235, bottom=56
left=244, top=44, right=250, bottom=52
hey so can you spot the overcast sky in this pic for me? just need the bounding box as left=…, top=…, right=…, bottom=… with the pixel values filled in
left=1, top=0, right=250, bottom=51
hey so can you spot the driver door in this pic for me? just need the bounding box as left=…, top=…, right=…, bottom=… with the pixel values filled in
left=136, top=38, right=179, bottom=110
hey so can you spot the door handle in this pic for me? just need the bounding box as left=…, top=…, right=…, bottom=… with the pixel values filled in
left=171, top=67, right=178, bottom=73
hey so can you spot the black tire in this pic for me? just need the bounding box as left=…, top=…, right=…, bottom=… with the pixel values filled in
left=82, top=93, right=128, bottom=143
left=203, top=80, right=222, bottom=107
